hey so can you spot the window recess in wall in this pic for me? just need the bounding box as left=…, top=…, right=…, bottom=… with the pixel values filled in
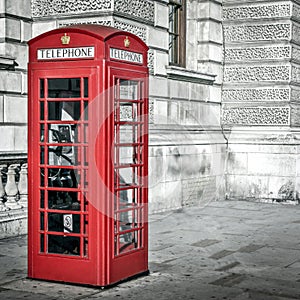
left=169, top=0, right=186, bottom=67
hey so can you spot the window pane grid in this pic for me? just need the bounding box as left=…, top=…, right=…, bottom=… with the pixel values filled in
left=38, top=76, right=89, bottom=258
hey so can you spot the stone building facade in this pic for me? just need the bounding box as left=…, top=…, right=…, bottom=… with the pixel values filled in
left=0, top=0, right=299, bottom=237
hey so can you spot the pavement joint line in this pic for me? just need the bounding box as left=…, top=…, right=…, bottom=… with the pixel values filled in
left=215, top=261, right=241, bottom=272
left=283, top=260, right=300, bottom=268
left=210, top=273, right=246, bottom=287
left=209, top=250, right=236, bottom=260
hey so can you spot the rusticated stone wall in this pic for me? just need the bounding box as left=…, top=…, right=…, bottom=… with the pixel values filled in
left=223, top=0, right=300, bottom=203
left=222, top=1, right=296, bottom=126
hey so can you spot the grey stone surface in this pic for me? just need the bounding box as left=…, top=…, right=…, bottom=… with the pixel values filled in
left=1, top=201, right=300, bottom=299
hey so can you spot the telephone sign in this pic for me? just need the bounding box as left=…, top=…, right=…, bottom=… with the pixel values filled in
left=28, top=25, right=149, bottom=287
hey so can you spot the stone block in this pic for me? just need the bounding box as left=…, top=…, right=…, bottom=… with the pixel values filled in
left=153, top=99, right=168, bottom=124
left=197, top=61, right=222, bottom=84
left=198, top=1, right=222, bottom=20
left=0, top=71, right=22, bottom=93
left=186, top=19, right=198, bottom=71
left=198, top=43, right=222, bottom=62
left=198, top=2, right=210, bottom=19
left=187, top=0, right=199, bottom=19
left=268, top=176, right=295, bottom=200
left=228, top=143, right=297, bottom=155
left=167, top=101, right=179, bottom=123
left=226, top=175, right=251, bottom=199
left=197, top=20, right=222, bottom=43
left=209, top=86, right=222, bottom=103
left=22, top=21, right=32, bottom=42
left=296, top=154, right=300, bottom=176
left=4, top=95, right=27, bottom=123
left=154, top=51, right=168, bottom=76
left=13, top=125, right=27, bottom=152
left=149, top=180, right=182, bottom=213
left=4, top=43, right=28, bottom=70
left=227, top=175, right=270, bottom=200
left=6, top=19, right=21, bottom=41
left=0, top=126, right=15, bottom=151
left=212, top=152, right=226, bottom=177
left=0, top=19, right=5, bottom=39
left=169, top=79, right=189, bottom=99
left=165, top=146, right=182, bottom=182
left=148, top=26, right=168, bottom=50
left=154, top=2, right=168, bottom=29
left=247, top=153, right=296, bottom=177
left=32, top=21, right=57, bottom=39
left=6, top=0, right=31, bottom=18
left=149, top=76, right=168, bottom=98
left=165, top=180, right=182, bottom=209
left=148, top=148, right=166, bottom=189
left=22, top=72, right=27, bottom=95
left=0, top=0, right=4, bottom=13
left=227, top=152, right=248, bottom=175
left=0, top=95, right=3, bottom=122
left=189, top=82, right=210, bottom=102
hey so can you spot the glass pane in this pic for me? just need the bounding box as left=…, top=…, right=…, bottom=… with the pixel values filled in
left=48, top=190, right=80, bottom=210
left=48, top=234, right=80, bottom=256
left=115, top=168, right=139, bottom=187
left=48, top=78, right=81, bottom=98
left=119, top=103, right=139, bottom=122
left=47, top=145, right=78, bottom=166
left=48, top=124, right=75, bottom=143
left=118, top=232, right=138, bottom=254
left=40, top=190, right=45, bottom=208
left=84, top=78, right=88, bottom=98
left=40, top=101, right=44, bottom=120
left=48, top=101, right=81, bottom=120
left=119, top=80, right=138, bottom=100
left=40, top=146, right=45, bottom=164
left=48, top=213, right=80, bottom=233
left=40, top=124, right=44, bottom=142
left=40, top=234, right=44, bottom=252
left=115, top=125, right=140, bottom=144
left=40, top=212, right=44, bottom=230
left=47, top=168, right=79, bottom=188
left=40, top=79, right=44, bottom=98
left=84, top=101, right=88, bottom=120
left=40, top=168, right=45, bottom=187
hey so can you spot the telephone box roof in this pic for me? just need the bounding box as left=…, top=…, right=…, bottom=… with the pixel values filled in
left=29, top=24, right=148, bottom=49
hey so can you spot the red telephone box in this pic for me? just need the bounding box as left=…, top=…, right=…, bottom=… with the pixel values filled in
left=27, top=25, right=149, bottom=287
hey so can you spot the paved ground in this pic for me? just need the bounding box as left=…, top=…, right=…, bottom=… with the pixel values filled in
left=1, top=200, right=300, bottom=299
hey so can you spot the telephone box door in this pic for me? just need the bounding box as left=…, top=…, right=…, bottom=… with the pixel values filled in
left=28, top=67, right=99, bottom=284
left=108, top=68, right=148, bottom=281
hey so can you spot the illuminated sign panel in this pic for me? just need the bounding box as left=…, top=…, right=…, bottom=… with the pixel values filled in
left=37, top=47, right=95, bottom=60
left=110, top=48, right=143, bottom=64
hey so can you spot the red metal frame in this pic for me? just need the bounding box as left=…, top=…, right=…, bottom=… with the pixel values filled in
left=28, top=25, right=149, bottom=287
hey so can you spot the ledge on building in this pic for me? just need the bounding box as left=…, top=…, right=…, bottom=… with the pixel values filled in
left=0, top=55, right=18, bottom=70
left=0, top=208, right=27, bottom=239
left=166, top=65, right=216, bottom=85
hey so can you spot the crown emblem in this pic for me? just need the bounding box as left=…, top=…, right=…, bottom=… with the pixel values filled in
left=124, top=36, right=130, bottom=48
left=61, top=33, right=70, bottom=45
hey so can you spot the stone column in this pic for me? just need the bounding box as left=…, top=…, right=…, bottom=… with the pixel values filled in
left=18, top=163, right=28, bottom=208
left=0, top=165, right=8, bottom=211
left=5, top=164, right=21, bottom=209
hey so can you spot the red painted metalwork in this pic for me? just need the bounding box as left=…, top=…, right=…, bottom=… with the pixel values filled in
left=28, top=25, right=149, bottom=287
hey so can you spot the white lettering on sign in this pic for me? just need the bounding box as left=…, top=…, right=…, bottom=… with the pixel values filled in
left=110, top=48, right=143, bottom=64
left=37, top=47, right=95, bottom=60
